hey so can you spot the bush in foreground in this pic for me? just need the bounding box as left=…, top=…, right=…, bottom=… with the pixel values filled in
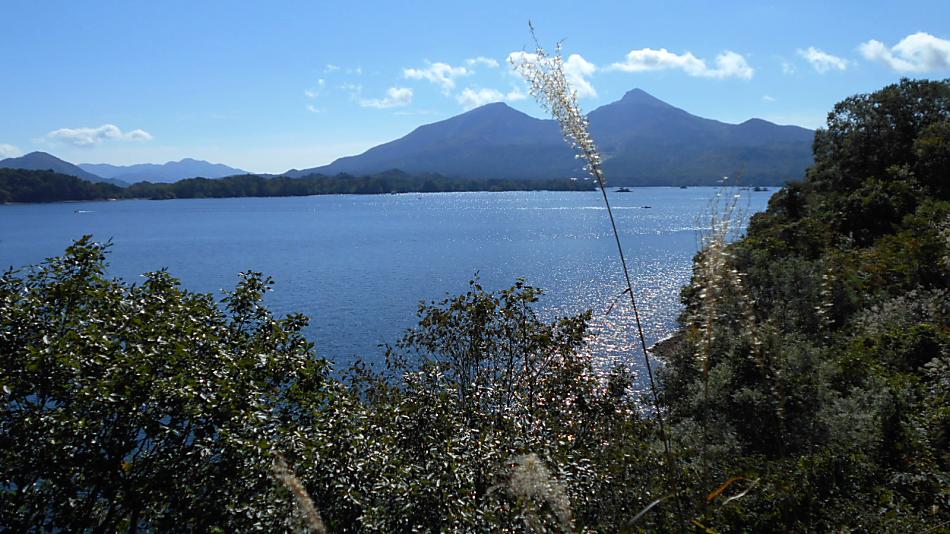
left=0, top=241, right=668, bottom=532
left=0, top=238, right=330, bottom=531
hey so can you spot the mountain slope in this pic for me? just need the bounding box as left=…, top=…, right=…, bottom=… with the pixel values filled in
left=587, top=89, right=814, bottom=184
left=286, top=103, right=579, bottom=180
left=0, top=152, right=128, bottom=187
left=79, top=158, right=247, bottom=183
left=290, top=89, right=815, bottom=186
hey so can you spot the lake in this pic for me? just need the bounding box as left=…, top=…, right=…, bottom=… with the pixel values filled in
left=0, top=188, right=772, bottom=384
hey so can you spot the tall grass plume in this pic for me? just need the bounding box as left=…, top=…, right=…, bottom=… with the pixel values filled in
left=510, top=21, right=668, bottom=447
left=507, top=454, right=574, bottom=533
left=273, top=454, right=327, bottom=534
left=511, top=23, right=684, bottom=526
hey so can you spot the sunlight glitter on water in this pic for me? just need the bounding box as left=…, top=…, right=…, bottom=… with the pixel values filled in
left=0, top=188, right=773, bottom=386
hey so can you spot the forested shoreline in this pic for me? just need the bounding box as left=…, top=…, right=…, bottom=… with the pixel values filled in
left=0, top=168, right=594, bottom=204
left=1, top=79, right=948, bottom=532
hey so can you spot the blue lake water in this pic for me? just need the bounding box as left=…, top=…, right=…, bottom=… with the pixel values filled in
left=0, top=188, right=772, bottom=384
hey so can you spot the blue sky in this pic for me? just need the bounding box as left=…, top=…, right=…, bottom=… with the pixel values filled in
left=1, top=0, right=948, bottom=173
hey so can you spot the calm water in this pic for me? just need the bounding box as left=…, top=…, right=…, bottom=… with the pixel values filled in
left=0, top=188, right=772, bottom=384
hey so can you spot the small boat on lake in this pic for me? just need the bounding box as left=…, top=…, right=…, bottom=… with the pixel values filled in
left=615, top=187, right=632, bottom=193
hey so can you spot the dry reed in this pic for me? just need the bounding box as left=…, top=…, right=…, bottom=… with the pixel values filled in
left=510, top=20, right=671, bottom=459
left=511, top=23, right=688, bottom=529
left=273, top=454, right=327, bottom=534
left=508, top=454, right=574, bottom=533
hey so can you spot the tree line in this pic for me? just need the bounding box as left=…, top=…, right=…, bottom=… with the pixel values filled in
left=0, top=168, right=594, bottom=203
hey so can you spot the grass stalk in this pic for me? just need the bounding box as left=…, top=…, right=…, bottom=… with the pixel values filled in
left=512, top=24, right=681, bottom=526
left=273, top=454, right=327, bottom=534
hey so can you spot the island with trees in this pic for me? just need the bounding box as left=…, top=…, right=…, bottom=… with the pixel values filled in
left=0, top=168, right=594, bottom=204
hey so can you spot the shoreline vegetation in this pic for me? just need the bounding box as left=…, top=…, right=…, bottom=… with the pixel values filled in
left=1, top=79, right=948, bottom=531
left=0, top=168, right=596, bottom=204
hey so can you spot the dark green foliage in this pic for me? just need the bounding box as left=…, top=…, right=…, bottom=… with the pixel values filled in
left=286, top=280, right=669, bottom=532
left=0, top=168, right=124, bottom=203
left=661, top=78, right=950, bottom=531
left=812, top=78, right=950, bottom=191
left=0, top=168, right=594, bottom=203
left=125, top=171, right=594, bottom=199
left=0, top=237, right=330, bottom=531
left=0, top=245, right=660, bottom=532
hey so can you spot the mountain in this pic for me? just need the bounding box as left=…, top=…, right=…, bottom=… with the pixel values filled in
left=0, top=151, right=128, bottom=187
left=285, top=102, right=577, bottom=180
left=586, top=89, right=814, bottom=184
left=289, top=89, right=815, bottom=186
left=79, top=158, right=247, bottom=183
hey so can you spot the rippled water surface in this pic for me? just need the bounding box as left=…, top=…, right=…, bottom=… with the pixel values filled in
left=0, top=188, right=772, bottom=382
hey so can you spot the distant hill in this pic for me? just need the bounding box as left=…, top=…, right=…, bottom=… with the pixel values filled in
left=0, top=151, right=128, bottom=187
left=79, top=158, right=247, bottom=183
left=0, top=168, right=123, bottom=203
left=289, top=89, right=815, bottom=186
left=0, top=167, right=590, bottom=203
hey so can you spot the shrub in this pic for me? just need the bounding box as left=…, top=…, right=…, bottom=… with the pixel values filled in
left=0, top=237, right=330, bottom=532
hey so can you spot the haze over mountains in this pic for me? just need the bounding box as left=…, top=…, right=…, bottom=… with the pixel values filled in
left=288, top=89, right=815, bottom=186
left=78, top=159, right=247, bottom=184
left=0, top=152, right=246, bottom=186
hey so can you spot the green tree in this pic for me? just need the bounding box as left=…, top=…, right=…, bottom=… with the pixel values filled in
left=0, top=237, right=330, bottom=532
left=661, top=78, right=950, bottom=531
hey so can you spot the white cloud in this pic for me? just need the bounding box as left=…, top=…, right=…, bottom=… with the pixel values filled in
left=403, top=62, right=471, bottom=93
left=359, top=87, right=413, bottom=109
left=711, top=51, right=755, bottom=79
left=47, top=124, right=153, bottom=147
left=339, top=83, right=363, bottom=103
left=781, top=60, right=796, bottom=75
left=456, top=87, right=527, bottom=109
left=859, top=32, right=950, bottom=72
left=762, top=95, right=776, bottom=102
left=564, top=54, right=598, bottom=97
left=304, top=78, right=326, bottom=99
left=324, top=64, right=340, bottom=73
left=797, top=47, right=848, bottom=73
left=608, top=48, right=754, bottom=79
left=466, top=56, right=500, bottom=68
left=0, top=143, right=21, bottom=158
left=306, top=104, right=322, bottom=113
left=506, top=51, right=599, bottom=98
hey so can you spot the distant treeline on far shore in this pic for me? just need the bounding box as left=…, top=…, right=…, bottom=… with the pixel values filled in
left=0, top=167, right=596, bottom=203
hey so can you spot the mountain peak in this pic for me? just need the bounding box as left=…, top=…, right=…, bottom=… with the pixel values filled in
left=2, top=151, right=69, bottom=166
left=477, top=101, right=511, bottom=109
left=0, top=151, right=125, bottom=185
left=460, top=101, right=523, bottom=118
left=618, top=88, right=674, bottom=108
left=288, top=87, right=815, bottom=185
left=20, top=151, right=58, bottom=160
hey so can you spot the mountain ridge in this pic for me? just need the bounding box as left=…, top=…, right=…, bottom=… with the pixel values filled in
left=0, top=152, right=128, bottom=187
left=289, top=88, right=814, bottom=186
left=79, top=158, right=247, bottom=183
